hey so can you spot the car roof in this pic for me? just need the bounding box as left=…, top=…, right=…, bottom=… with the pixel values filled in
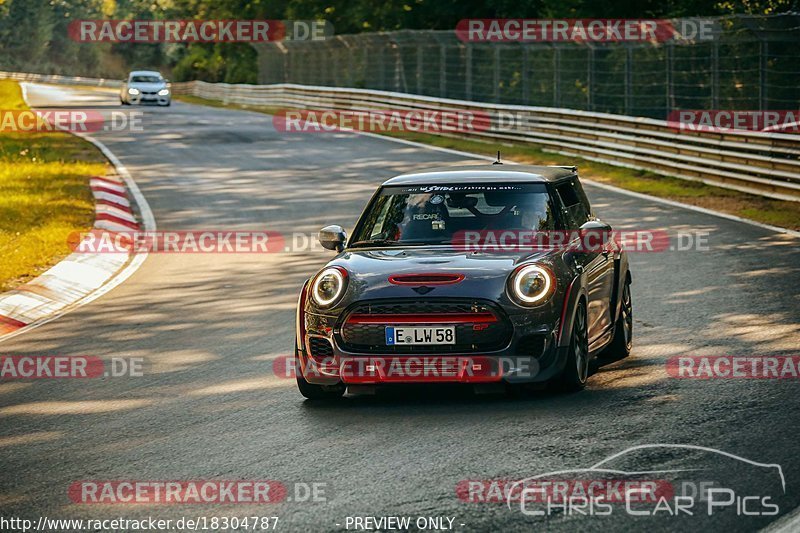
left=381, top=164, right=577, bottom=186
left=129, top=70, right=163, bottom=77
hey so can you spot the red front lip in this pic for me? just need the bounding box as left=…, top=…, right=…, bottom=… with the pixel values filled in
left=339, top=356, right=502, bottom=384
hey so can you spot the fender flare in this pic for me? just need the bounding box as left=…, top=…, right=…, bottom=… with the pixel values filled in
left=610, top=254, right=632, bottom=324
left=557, top=272, right=589, bottom=348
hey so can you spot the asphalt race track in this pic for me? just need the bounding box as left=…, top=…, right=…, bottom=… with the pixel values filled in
left=1, top=84, right=799, bottom=532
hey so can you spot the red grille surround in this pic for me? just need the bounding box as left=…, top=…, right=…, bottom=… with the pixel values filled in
left=388, top=273, right=465, bottom=285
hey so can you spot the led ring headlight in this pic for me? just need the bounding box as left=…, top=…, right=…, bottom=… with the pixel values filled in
left=311, top=267, right=348, bottom=308
left=509, top=264, right=555, bottom=306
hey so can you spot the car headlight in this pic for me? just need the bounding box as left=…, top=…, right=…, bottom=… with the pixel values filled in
left=311, top=267, right=348, bottom=308
left=158, top=89, right=170, bottom=96
left=128, top=88, right=140, bottom=95
left=508, top=264, right=555, bottom=306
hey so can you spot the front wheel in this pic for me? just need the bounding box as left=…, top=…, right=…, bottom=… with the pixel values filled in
left=557, top=301, right=589, bottom=391
left=294, top=345, right=345, bottom=400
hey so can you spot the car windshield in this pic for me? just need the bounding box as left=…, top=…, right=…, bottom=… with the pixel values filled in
left=350, top=183, right=556, bottom=246
left=131, top=75, right=162, bottom=83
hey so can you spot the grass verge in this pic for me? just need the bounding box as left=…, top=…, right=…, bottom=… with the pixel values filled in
left=0, top=80, right=108, bottom=292
left=176, top=93, right=800, bottom=231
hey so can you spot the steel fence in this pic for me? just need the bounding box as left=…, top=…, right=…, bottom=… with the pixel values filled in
left=253, top=14, right=800, bottom=119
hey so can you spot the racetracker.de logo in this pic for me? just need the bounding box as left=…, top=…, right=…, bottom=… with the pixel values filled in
left=68, top=20, right=332, bottom=43
left=455, top=19, right=716, bottom=43
left=667, top=110, right=800, bottom=134
left=69, top=20, right=282, bottom=42
left=272, top=109, right=490, bottom=134
left=666, top=356, right=800, bottom=379
left=452, top=230, right=672, bottom=253
left=68, top=230, right=286, bottom=254
left=68, top=481, right=287, bottom=504
left=457, top=479, right=673, bottom=503
left=0, top=110, right=142, bottom=133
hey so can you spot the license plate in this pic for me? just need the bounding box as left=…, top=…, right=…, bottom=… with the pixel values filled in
left=385, top=326, right=456, bottom=346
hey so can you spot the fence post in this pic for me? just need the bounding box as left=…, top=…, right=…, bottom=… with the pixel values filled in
left=553, top=45, right=561, bottom=107
left=439, top=44, right=446, bottom=97
left=465, top=44, right=473, bottom=101
left=493, top=46, right=500, bottom=102
left=666, top=42, right=674, bottom=115
left=521, top=45, right=529, bottom=106
left=587, top=45, right=595, bottom=111
left=759, top=40, right=768, bottom=111
left=624, top=44, right=632, bottom=115
left=393, top=44, right=401, bottom=92
left=711, top=40, right=719, bottom=109
left=416, top=44, right=424, bottom=95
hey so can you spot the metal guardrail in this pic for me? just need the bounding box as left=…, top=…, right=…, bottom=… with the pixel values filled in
left=174, top=80, right=800, bottom=202
left=3, top=71, right=798, bottom=201
left=0, top=71, right=122, bottom=88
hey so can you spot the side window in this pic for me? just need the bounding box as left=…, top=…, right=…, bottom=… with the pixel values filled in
left=555, top=180, right=590, bottom=229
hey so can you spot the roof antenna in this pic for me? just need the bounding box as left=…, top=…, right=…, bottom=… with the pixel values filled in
left=493, top=150, right=502, bottom=165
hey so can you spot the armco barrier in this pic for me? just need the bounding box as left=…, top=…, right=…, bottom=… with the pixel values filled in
left=171, top=81, right=800, bottom=202
left=3, top=71, right=798, bottom=201
left=0, top=71, right=122, bottom=88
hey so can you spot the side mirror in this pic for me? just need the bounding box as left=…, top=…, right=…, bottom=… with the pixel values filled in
left=579, top=220, right=613, bottom=251
left=579, top=219, right=612, bottom=232
left=318, top=225, right=346, bottom=252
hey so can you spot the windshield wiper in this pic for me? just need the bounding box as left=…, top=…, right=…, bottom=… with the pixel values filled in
left=348, top=239, right=399, bottom=248
left=349, top=239, right=453, bottom=248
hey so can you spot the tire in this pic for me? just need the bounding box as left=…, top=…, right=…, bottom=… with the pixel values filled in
left=294, top=344, right=345, bottom=400
left=600, top=277, right=633, bottom=361
left=558, top=301, right=590, bottom=391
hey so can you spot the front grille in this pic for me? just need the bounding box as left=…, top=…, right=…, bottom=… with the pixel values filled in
left=308, top=336, right=334, bottom=360
left=338, top=299, right=512, bottom=354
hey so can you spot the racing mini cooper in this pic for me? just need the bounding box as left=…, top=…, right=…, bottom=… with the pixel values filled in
left=294, top=164, right=633, bottom=399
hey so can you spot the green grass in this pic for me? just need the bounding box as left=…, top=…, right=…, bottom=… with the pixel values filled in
left=0, top=80, right=108, bottom=291
left=176, top=94, right=800, bottom=231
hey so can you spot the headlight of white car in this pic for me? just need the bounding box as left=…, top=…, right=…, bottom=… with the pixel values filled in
left=128, top=88, right=140, bottom=95
left=158, top=89, right=170, bottom=96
